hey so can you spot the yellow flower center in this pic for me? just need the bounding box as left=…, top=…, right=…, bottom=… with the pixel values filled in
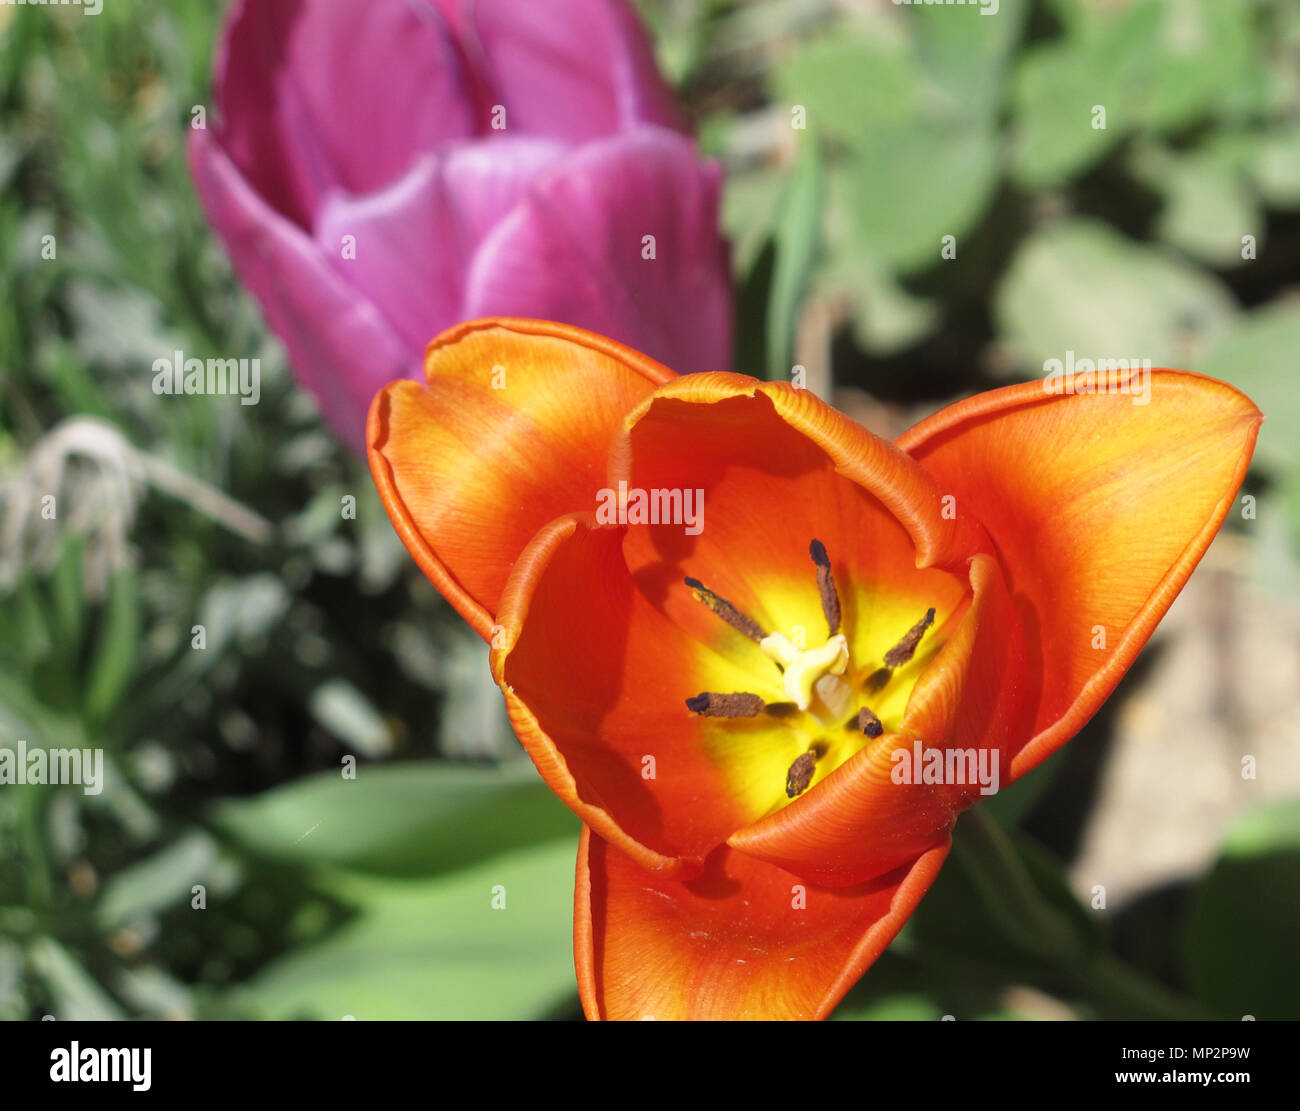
left=684, top=538, right=949, bottom=809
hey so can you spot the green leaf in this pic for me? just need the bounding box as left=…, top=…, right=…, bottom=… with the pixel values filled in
left=96, top=829, right=224, bottom=930
left=1011, top=0, right=1256, bottom=188
left=82, top=565, right=140, bottom=725
left=771, top=32, right=919, bottom=150
left=235, top=838, right=579, bottom=1020
left=1008, top=14, right=1146, bottom=188
left=191, top=573, right=291, bottom=664
left=1184, top=800, right=1300, bottom=1020
left=765, top=139, right=824, bottom=380
left=1253, top=123, right=1300, bottom=209
left=837, top=121, right=999, bottom=276
left=721, top=165, right=785, bottom=280
left=994, top=218, right=1237, bottom=376
left=306, top=679, right=393, bottom=759
left=28, top=936, right=125, bottom=1021
left=1129, top=140, right=1262, bottom=268
left=1197, top=301, right=1300, bottom=471
left=48, top=536, right=85, bottom=659
left=910, top=0, right=1027, bottom=122
left=210, top=761, right=578, bottom=878
left=1128, top=0, right=1257, bottom=132
left=4, top=574, right=54, bottom=671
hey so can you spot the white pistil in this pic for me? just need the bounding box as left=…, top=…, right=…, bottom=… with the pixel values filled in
left=760, top=632, right=849, bottom=712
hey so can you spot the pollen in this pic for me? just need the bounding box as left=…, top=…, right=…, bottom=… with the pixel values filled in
left=685, top=691, right=766, bottom=718
left=785, top=750, right=817, bottom=798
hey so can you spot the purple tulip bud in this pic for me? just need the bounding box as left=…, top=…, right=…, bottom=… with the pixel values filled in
left=189, top=0, right=733, bottom=450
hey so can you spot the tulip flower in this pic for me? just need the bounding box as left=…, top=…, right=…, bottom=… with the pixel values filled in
left=368, top=317, right=1261, bottom=1020
left=189, top=0, right=730, bottom=451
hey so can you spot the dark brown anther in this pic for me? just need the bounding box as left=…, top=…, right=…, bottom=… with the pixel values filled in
left=785, top=750, right=817, bottom=798
left=857, top=706, right=884, bottom=737
left=808, top=539, right=841, bottom=636
left=685, top=691, right=766, bottom=718
left=865, top=667, right=892, bottom=693
left=883, top=607, right=936, bottom=668
left=684, top=577, right=765, bottom=642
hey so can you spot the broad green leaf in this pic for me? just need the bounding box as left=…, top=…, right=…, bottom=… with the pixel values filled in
left=838, top=121, right=999, bottom=276
left=236, top=838, right=579, bottom=1020
left=1184, top=801, right=1300, bottom=1020
left=1012, top=0, right=1256, bottom=188
left=1254, top=124, right=1300, bottom=209
left=1197, top=301, right=1300, bottom=471
left=1008, top=12, right=1149, bottom=188
left=771, top=32, right=919, bottom=149
left=994, top=218, right=1237, bottom=376
left=1129, top=141, right=1262, bottom=268
left=210, top=761, right=578, bottom=878
left=1131, top=0, right=1257, bottom=132
left=911, top=0, right=1027, bottom=122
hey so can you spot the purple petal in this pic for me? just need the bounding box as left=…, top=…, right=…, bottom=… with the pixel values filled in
left=189, top=127, right=414, bottom=452
left=456, top=0, right=688, bottom=142
left=312, top=137, right=567, bottom=353
left=464, top=127, right=732, bottom=374
left=211, top=0, right=476, bottom=228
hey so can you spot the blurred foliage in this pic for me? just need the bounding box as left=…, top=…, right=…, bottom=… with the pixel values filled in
left=0, top=0, right=1296, bottom=1020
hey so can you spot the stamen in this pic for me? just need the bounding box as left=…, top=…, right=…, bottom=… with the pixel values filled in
left=883, top=607, right=936, bottom=668
left=685, top=691, right=766, bottom=718
left=684, top=577, right=765, bottom=643
left=785, top=750, right=817, bottom=798
left=865, top=667, right=892, bottom=693
left=808, top=539, right=841, bottom=636
left=857, top=706, right=884, bottom=737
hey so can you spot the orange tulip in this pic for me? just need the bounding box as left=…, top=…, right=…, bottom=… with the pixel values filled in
left=368, top=317, right=1261, bottom=1020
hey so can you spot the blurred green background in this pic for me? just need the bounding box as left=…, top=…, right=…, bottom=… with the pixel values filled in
left=2, top=0, right=1298, bottom=1020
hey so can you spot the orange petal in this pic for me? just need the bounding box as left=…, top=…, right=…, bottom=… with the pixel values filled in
left=367, top=317, right=675, bottom=638
left=897, top=369, right=1261, bottom=780
left=612, top=374, right=982, bottom=575
left=727, top=554, right=1026, bottom=886
left=575, top=826, right=951, bottom=1020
